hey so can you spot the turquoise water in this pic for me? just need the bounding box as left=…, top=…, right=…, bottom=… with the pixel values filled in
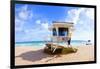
left=15, top=40, right=88, bottom=48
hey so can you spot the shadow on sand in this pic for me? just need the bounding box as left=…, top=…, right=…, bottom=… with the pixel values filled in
left=16, top=49, right=54, bottom=62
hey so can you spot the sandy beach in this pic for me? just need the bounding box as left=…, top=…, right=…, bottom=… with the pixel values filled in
left=15, top=45, right=94, bottom=65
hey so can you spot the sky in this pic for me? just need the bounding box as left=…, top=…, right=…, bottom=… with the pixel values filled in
left=15, top=4, right=94, bottom=43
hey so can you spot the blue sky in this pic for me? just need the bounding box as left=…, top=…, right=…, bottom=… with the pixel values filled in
left=15, top=4, right=94, bottom=43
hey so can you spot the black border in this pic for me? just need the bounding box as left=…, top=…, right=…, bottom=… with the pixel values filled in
left=10, top=1, right=97, bottom=69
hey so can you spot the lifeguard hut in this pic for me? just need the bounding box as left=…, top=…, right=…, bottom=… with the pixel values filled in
left=49, top=21, right=74, bottom=43
left=44, top=21, right=76, bottom=54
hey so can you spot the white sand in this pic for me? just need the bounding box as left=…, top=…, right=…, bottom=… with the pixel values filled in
left=15, top=45, right=94, bottom=65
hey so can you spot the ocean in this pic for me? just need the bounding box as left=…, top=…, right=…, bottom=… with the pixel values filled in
left=15, top=40, right=88, bottom=48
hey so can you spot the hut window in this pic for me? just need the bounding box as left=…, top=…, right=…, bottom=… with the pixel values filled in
left=58, top=28, right=68, bottom=36
left=53, top=28, right=57, bottom=36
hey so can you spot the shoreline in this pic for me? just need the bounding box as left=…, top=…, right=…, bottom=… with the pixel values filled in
left=15, top=45, right=94, bottom=65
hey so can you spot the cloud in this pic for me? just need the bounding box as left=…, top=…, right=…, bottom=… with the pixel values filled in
left=66, top=8, right=85, bottom=24
left=15, top=17, right=50, bottom=42
left=15, top=5, right=34, bottom=32
left=72, top=30, right=94, bottom=42
left=66, top=8, right=94, bottom=42
left=18, top=5, right=33, bottom=20
left=15, top=4, right=94, bottom=42
left=35, top=19, right=49, bottom=29
left=18, top=23, right=50, bottom=42
left=15, top=17, right=25, bottom=32
left=36, top=20, right=41, bottom=24
left=15, top=5, right=34, bottom=41
left=35, top=19, right=49, bottom=31
left=85, top=9, right=94, bottom=20
left=41, top=22, right=49, bottom=30
left=66, top=8, right=94, bottom=25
